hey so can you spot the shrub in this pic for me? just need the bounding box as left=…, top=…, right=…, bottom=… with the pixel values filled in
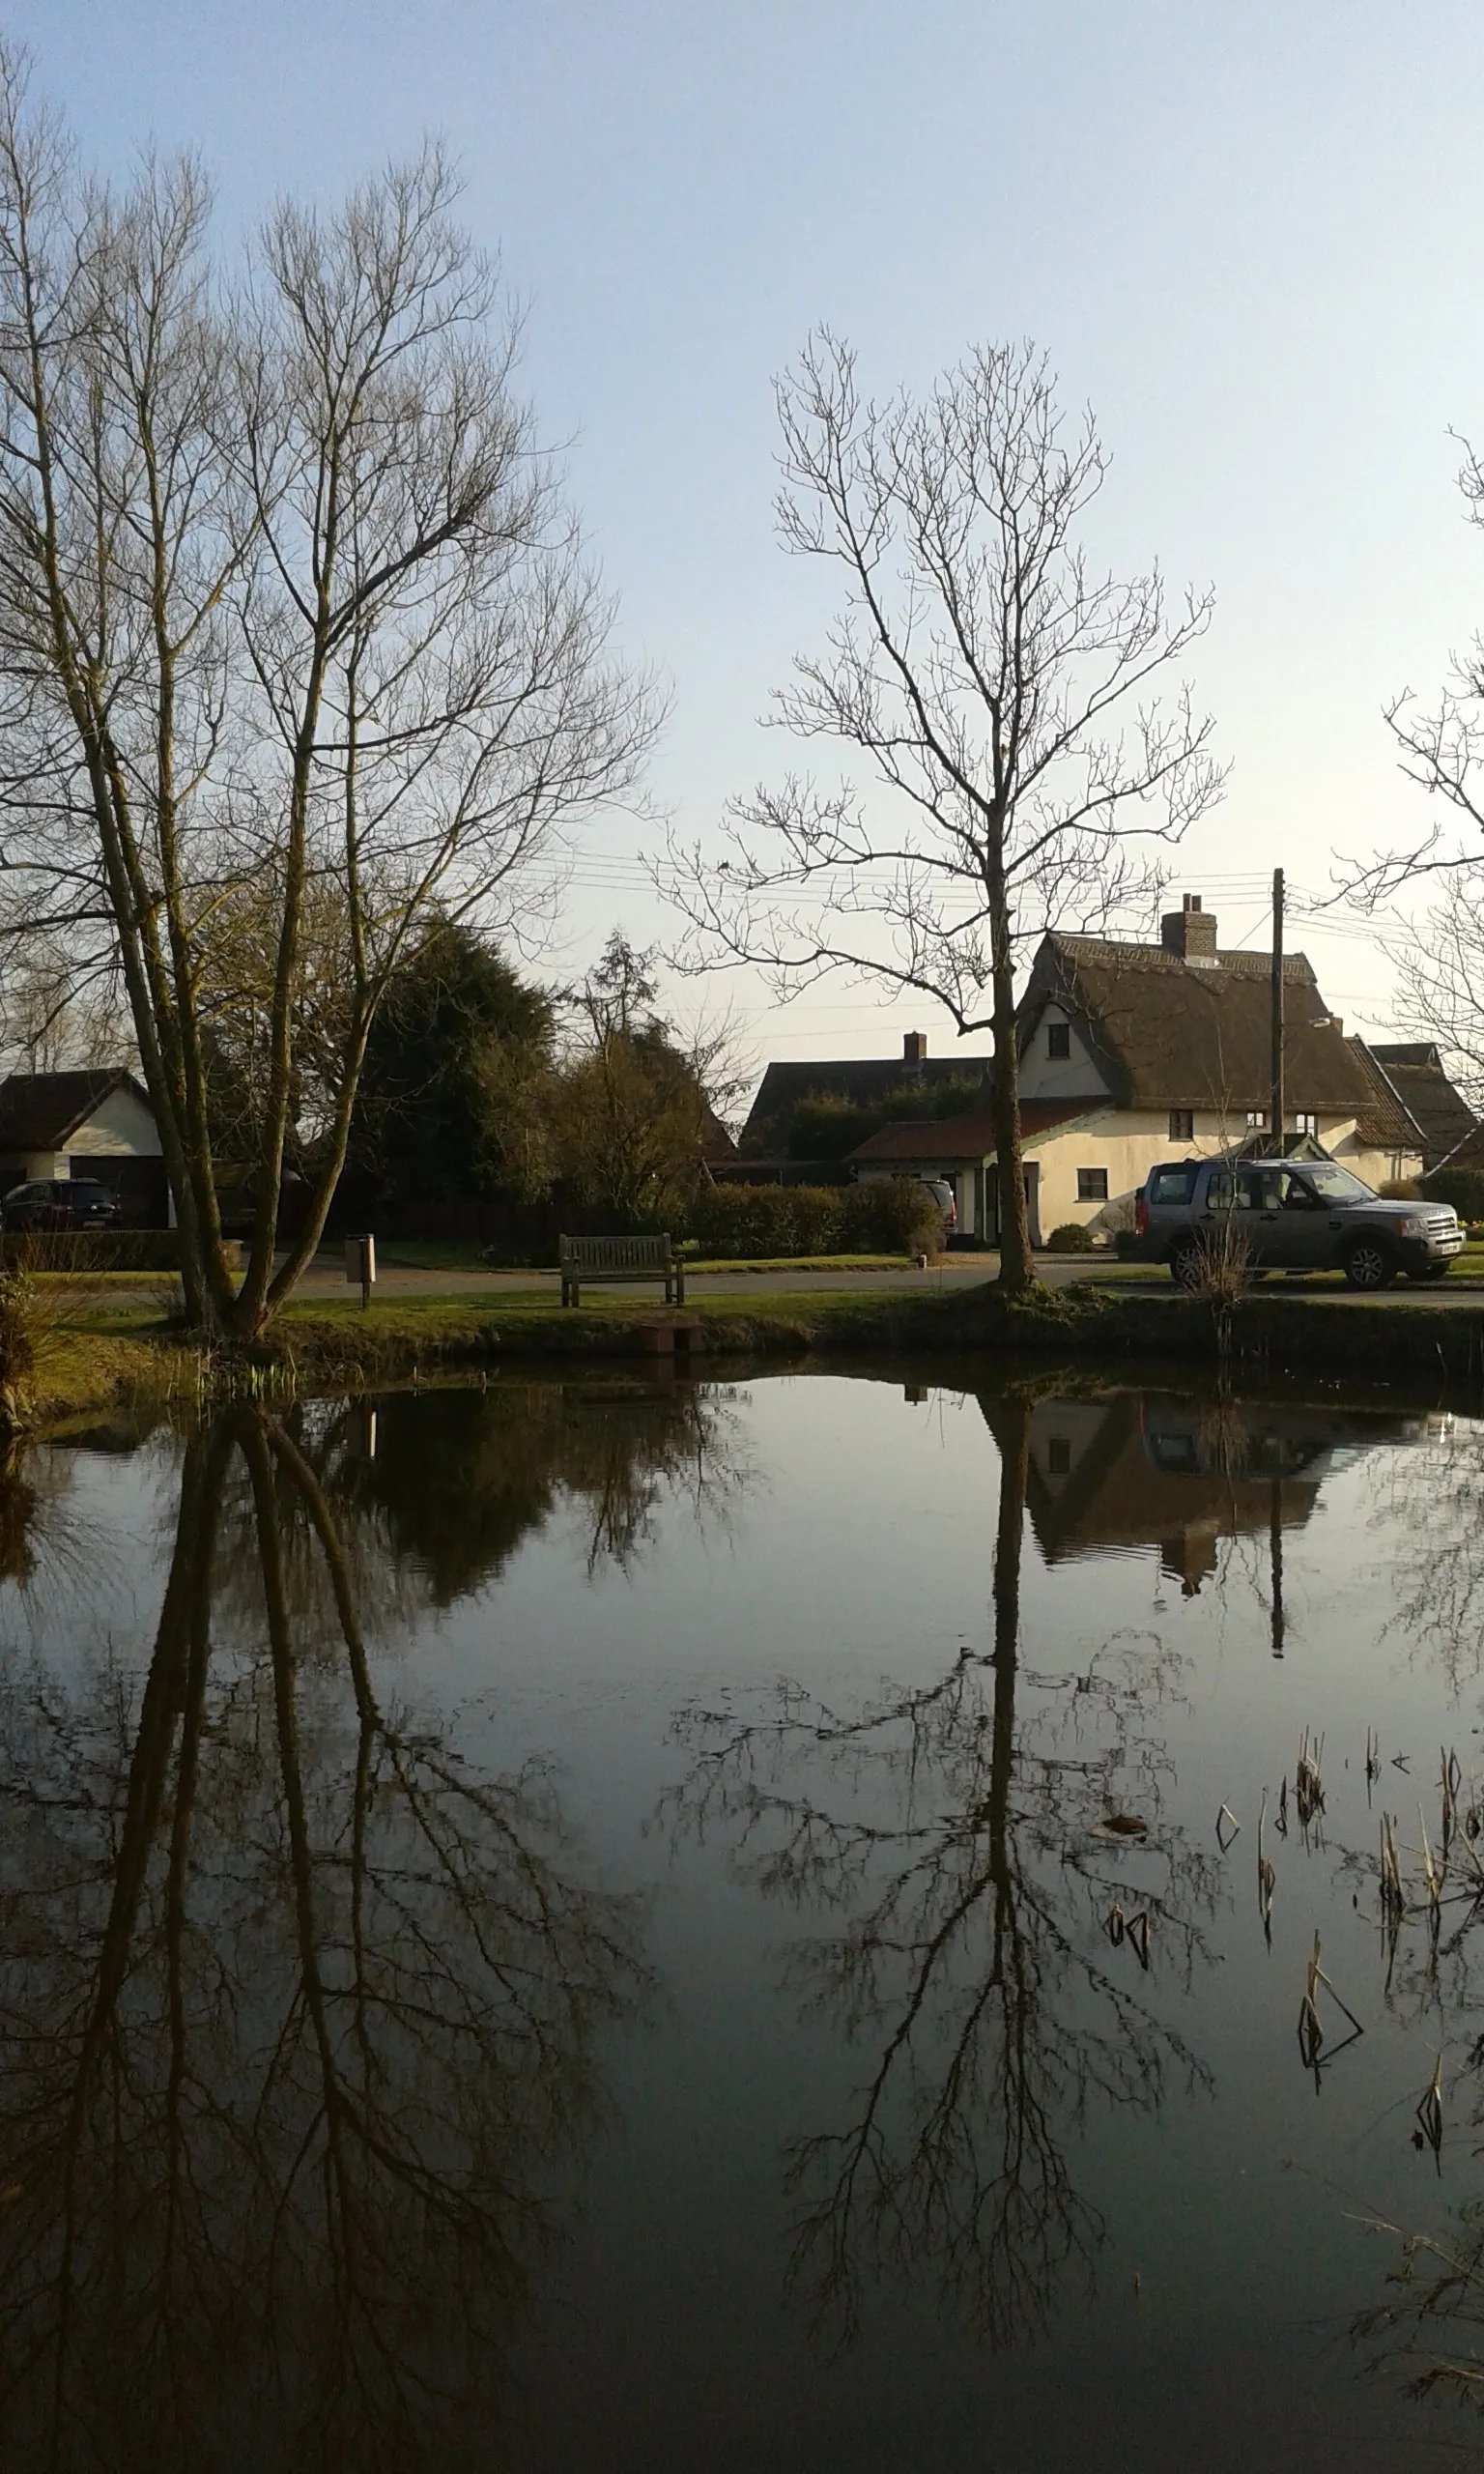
left=1177, top=1219, right=1252, bottom=1307
left=683, top=1177, right=942, bottom=1259
left=1380, top=1178, right=1423, bottom=1199
left=0, top=1268, right=35, bottom=1430
left=839, top=1178, right=944, bottom=1256
left=1425, top=1168, right=1484, bottom=1223
left=684, top=1185, right=823, bottom=1257
left=1045, top=1222, right=1094, bottom=1252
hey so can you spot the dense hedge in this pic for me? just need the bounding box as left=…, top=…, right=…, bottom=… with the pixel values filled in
left=685, top=1178, right=944, bottom=1258
left=1424, top=1168, right=1484, bottom=1223
left=1045, top=1222, right=1095, bottom=1252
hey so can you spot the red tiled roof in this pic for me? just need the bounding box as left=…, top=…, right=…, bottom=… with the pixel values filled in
left=847, top=1103, right=1088, bottom=1163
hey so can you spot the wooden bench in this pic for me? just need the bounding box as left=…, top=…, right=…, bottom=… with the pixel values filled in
left=559, top=1232, right=686, bottom=1309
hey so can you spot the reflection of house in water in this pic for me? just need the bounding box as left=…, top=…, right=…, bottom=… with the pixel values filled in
left=1014, top=1393, right=1436, bottom=1595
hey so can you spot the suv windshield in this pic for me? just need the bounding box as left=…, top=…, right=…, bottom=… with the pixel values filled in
left=1298, top=1163, right=1377, bottom=1203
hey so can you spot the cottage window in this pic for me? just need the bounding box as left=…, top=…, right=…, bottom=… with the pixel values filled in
left=1046, top=1021, right=1070, bottom=1059
left=1168, top=1108, right=1194, bottom=1141
left=1245, top=1109, right=1267, bottom=1130
left=1076, top=1168, right=1108, bottom=1202
left=1293, top=1110, right=1319, bottom=1136
left=1047, top=1437, right=1071, bottom=1476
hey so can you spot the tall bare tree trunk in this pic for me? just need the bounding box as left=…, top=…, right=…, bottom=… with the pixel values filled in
left=989, top=879, right=1033, bottom=1292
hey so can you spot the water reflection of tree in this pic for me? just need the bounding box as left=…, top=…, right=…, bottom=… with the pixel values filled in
left=665, top=1390, right=1219, bottom=2349
left=0, top=1404, right=648, bottom=2473
left=1370, top=1418, right=1484, bottom=1694
left=287, top=1378, right=751, bottom=1603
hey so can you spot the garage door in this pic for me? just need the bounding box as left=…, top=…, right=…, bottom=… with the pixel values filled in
left=71, top=1155, right=170, bottom=1228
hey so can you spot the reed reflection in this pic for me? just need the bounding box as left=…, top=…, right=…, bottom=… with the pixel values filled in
left=0, top=1403, right=649, bottom=2474
left=666, top=1386, right=1222, bottom=2350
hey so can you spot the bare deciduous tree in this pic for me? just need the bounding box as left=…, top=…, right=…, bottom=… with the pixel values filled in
left=1383, top=876, right=1484, bottom=1110
left=0, top=48, right=655, bottom=1333
left=667, top=333, right=1223, bottom=1287
left=1346, top=437, right=1484, bottom=1102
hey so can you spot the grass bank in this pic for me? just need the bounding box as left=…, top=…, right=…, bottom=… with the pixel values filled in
left=19, top=1272, right=1484, bottom=1426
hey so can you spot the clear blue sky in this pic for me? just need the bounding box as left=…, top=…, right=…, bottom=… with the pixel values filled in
left=15, top=0, right=1484, bottom=1070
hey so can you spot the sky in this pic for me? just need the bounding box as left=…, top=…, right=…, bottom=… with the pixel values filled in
left=13, top=0, right=1484, bottom=1086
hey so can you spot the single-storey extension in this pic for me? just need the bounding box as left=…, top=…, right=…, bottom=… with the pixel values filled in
left=0, top=1070, right=170, bottom=1224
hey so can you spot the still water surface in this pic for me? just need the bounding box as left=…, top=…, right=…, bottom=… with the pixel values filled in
left=0, top=1366, right=1482, bottom=2471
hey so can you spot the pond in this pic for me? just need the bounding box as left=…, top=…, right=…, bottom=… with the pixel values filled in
left=0, top=1362, right=1482, bottom=2471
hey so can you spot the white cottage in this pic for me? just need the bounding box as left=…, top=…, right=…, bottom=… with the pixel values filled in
left=848, top=897, right=1424, bottom=1240
left=0, top=1070, right=169, bottom=1224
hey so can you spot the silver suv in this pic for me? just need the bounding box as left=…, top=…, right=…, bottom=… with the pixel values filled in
left=1133, top=1156, right=1463, bottom=1289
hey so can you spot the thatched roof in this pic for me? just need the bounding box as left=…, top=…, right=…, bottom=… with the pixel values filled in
left=1021, top=932, right=1400, bottom=1121
left=1367, top=1044, right=1478, bottom=1166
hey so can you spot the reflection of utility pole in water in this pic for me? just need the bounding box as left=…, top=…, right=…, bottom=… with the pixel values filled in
left=1270, top=1473, right=1285, bottom=1657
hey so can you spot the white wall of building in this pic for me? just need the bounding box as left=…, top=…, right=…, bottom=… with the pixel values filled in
left=1016, top=1010, right=1111, bottom=1104
left=850, top=1107, right=1423, bottom=1245
left=1029, top=1109, right=1422, bottom=1231
left=70, top=1085, right=163, bottom=1157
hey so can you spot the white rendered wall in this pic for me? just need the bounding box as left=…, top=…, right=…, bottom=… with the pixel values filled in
left=70, top=1085, right=163, bottom=1156
left=1016, top=1010, right=1111, bottom=1103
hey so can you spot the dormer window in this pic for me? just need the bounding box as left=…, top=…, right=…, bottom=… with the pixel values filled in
left=1046, top=1021, right=1070, bottom=1060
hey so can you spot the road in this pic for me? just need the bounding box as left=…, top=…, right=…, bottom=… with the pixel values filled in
left=275, top=1254, right=1484, bottom=1308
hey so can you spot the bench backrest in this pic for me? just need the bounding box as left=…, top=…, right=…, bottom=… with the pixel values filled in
left=559, top=1232, right=673, bottom=1272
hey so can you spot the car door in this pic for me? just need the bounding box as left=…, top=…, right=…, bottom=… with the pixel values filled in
left=1229, top=1165, right=1273, bottom=1261
left=1251, top=1166, right=1329, bottom=1269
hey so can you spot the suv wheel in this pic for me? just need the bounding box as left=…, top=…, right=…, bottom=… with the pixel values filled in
left=1170, top=1241, right=1206, bottom=1292
left=1344, top=1238, right=1395, bottom=1291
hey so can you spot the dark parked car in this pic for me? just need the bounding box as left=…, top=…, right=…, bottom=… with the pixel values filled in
left=915, top=1175, right=958, bottom=1232
left=1, top=1177, right=122, bottom=1233
left=1132, top=1154, right=1462, bottom=1289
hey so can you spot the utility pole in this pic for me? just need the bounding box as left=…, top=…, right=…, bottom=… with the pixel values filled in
left=1270, top=866, right=1285, bottom=1153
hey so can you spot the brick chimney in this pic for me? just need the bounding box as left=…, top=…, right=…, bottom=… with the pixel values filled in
left=902, top=1031, right=928, bottom=1067
left=1160, top=893, right=1217, bottom=962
